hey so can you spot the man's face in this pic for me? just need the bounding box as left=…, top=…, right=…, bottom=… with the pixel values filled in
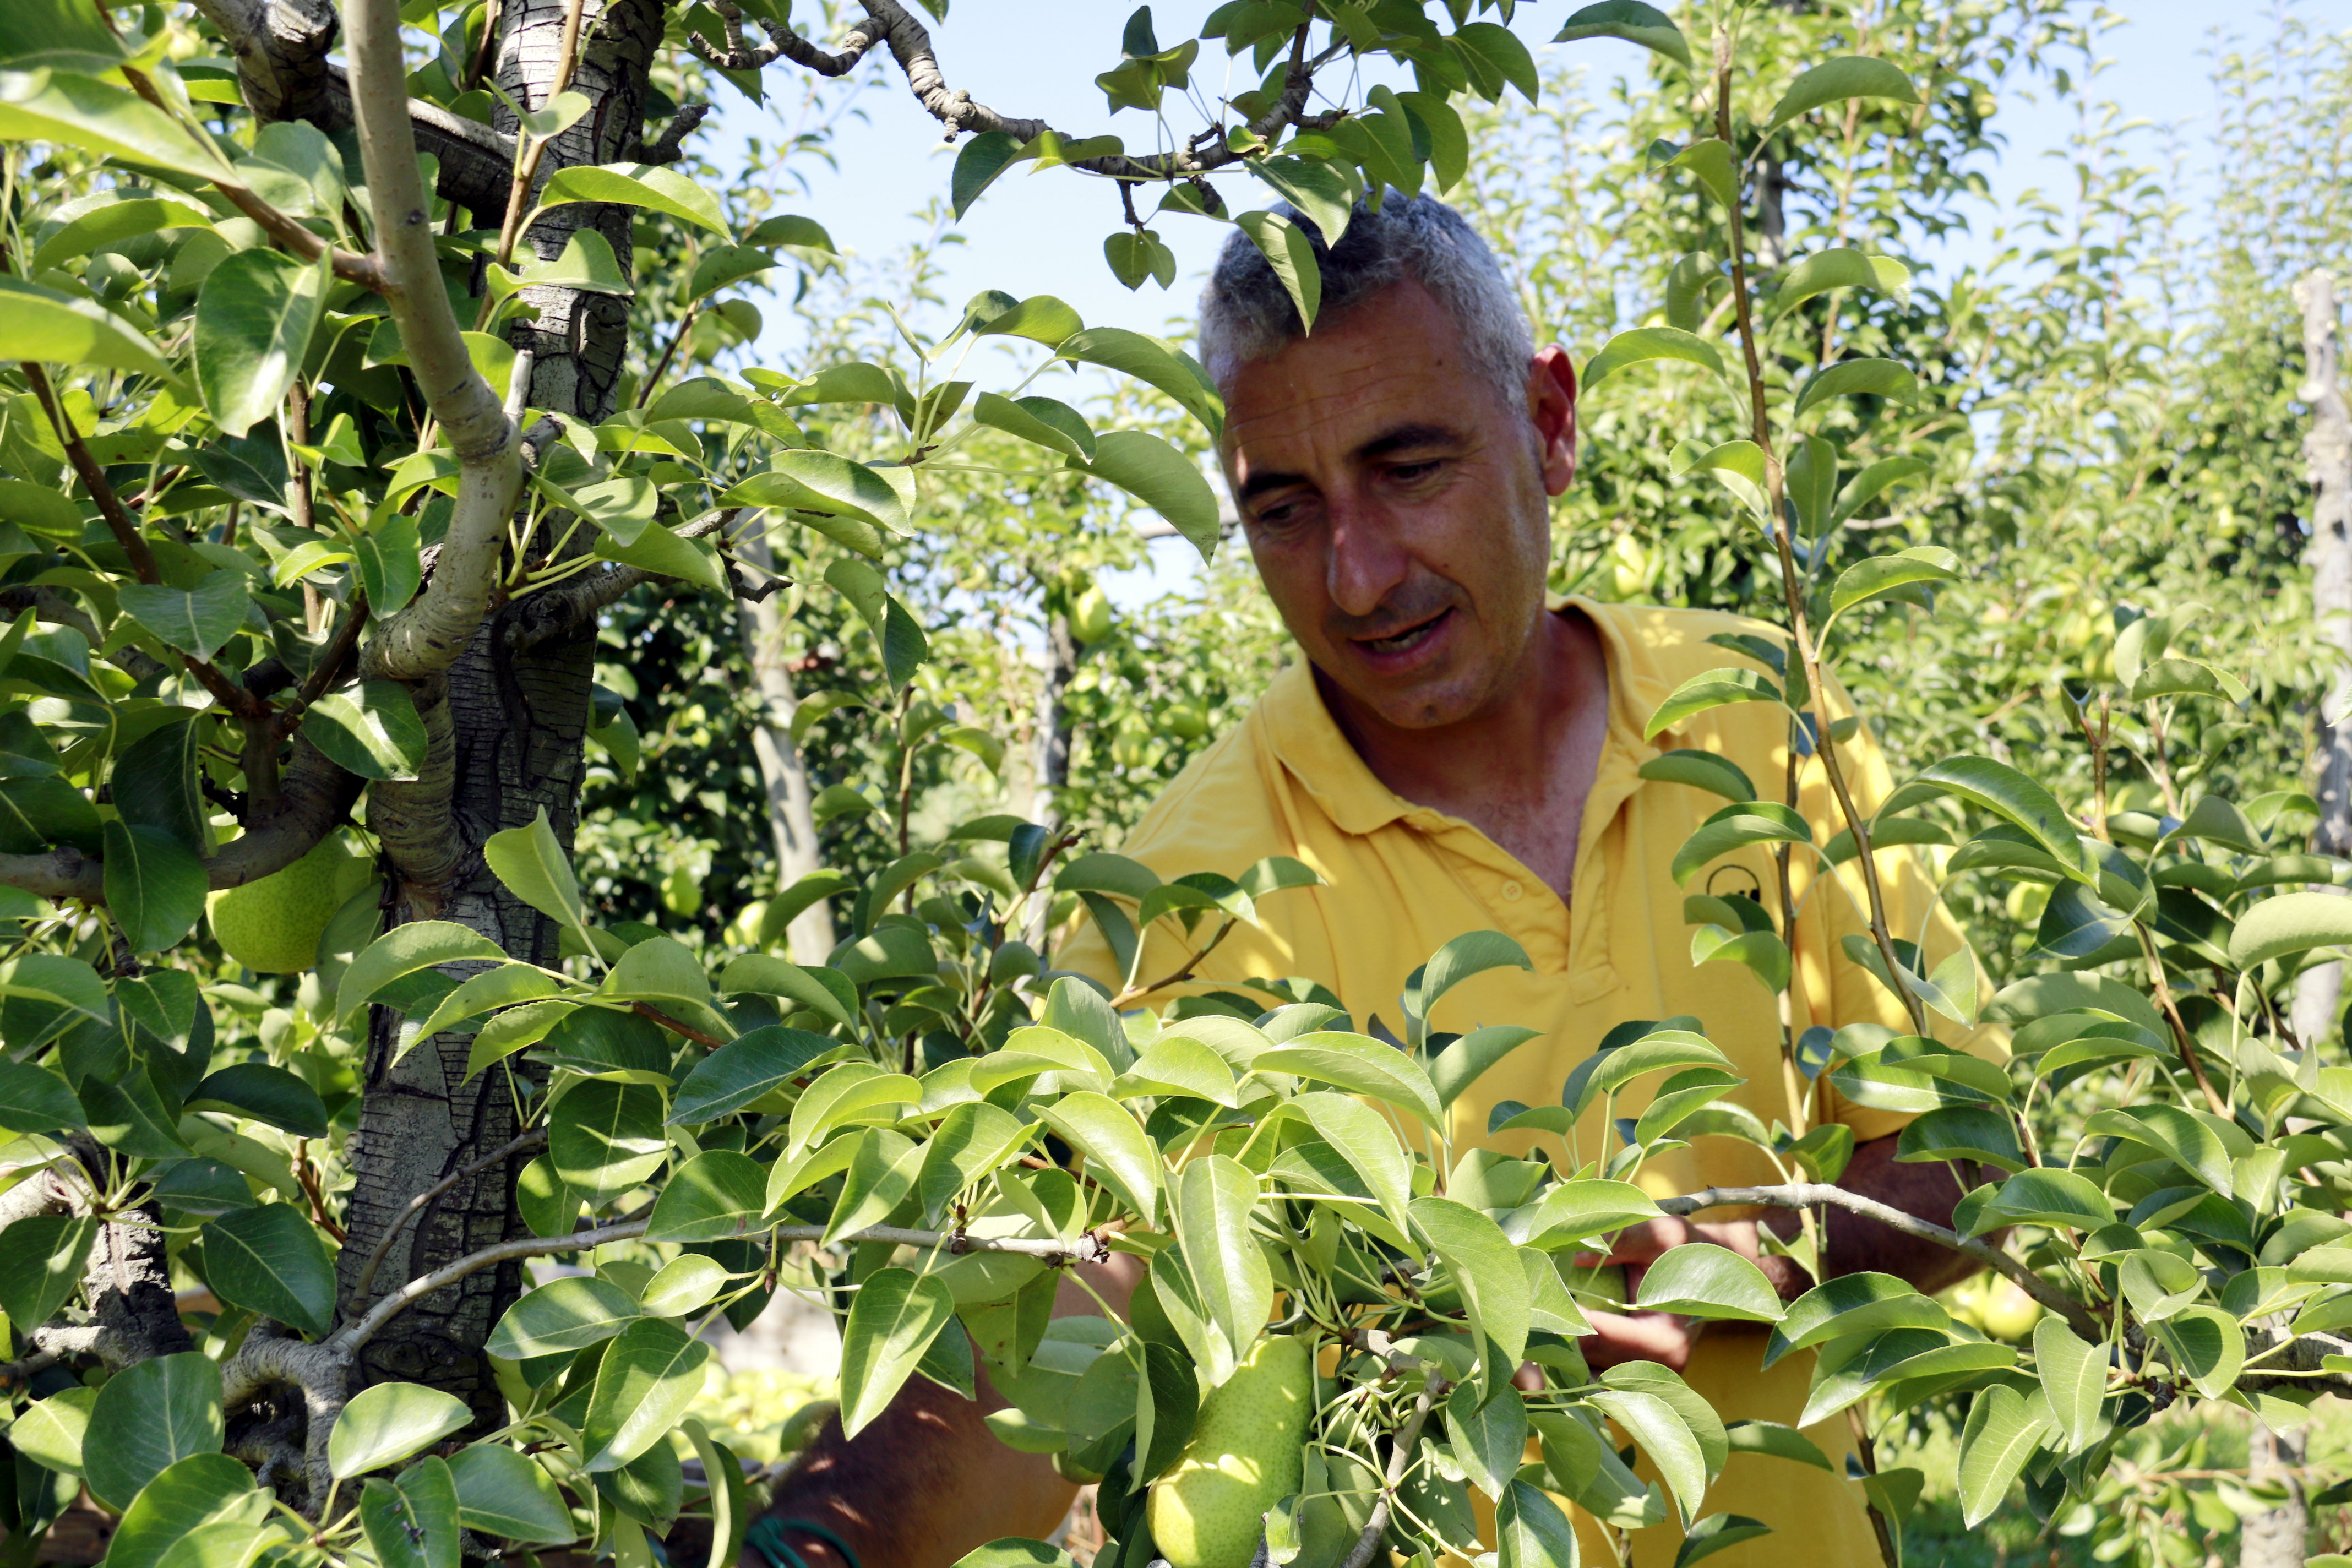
left=1222, top=280, right=1577, bottom=733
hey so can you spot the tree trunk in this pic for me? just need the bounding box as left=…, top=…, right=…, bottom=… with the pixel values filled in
left=330, top=0, right=663, bottom=1428
left=737, top=532, right=835, bottom=965
left=2294, top=269, right=2352, bottom=1047
left=2242, top=1423, right=2309, bottom=1568
left=1021, top=607, right=1078, bottom=946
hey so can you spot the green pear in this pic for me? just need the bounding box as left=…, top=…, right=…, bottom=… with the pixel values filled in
left=1145, top=1334, right=1312, bottom=1568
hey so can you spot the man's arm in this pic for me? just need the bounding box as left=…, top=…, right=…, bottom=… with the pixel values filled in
left=745, top=1255, right=1144, bottom=1568
left=1575, top=1135, right=1988, bottom=1370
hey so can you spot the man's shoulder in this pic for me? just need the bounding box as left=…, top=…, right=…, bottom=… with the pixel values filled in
left=1586, top=598, right=1783, bottom=685
left=1110, top=699, right=1293, bottom=876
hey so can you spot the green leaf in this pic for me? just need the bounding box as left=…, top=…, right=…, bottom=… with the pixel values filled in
left=951, top=131, right=1026, bottom=217
left=0, top=69, right=223, bottom=180
left=838, top=1267, right=955, bottom=1439
left=1639, top=749, right=1758, bottom=804
left=193, top=249, right=328, bottom=437
left=2150, top=1306, right=2243, bottom=1398
left=1591, top=1386, right=1707, bottom=1527
left=488, top=1276, right=640, bottom=1359
left=187, top=1062, right=329, bottom=1137
left=484, top=807, right=598, bottom=961
left=950, top=1544, right=1074, bottom=1568
left=2033, top=1317, right=2104, bottom=1454
left=1896, top=1104, right=2025, bottom=1173
left=1762, top=1273, right=1943, bottom=1366
left=669, top=1025, right=834, bottom=1123
left=1248, top=156, right=1354, bottom=246
left=102, top=820, right=205, bottom=953
left=350, top=513, right=422, bottom=614
left=645, top=1150, right=767, bottom=1242
left=1670, top=802, right=1811, bottom=886
left=1057, top=328, right=1222, bottom=439
left=200, top=1204, right=336, bottom=1337
left=1234, top=209, right=1320, bottom=331
left=1431, top=1025, right=1541, bottom=1109
left=584, top=1317, right=715, bottom=1469
left=0, top=1212, right=94, bottom=1331
left=329, top=1382, right=472, bottom=1479
left=1765, top=56, right=1921, bottom=134
left=1635, top=1243, right=1783, bottom=1322
left=1070, top=429, right=1221, bottom=560
left=84, top=1353, right=223, bottom=1510
left=551, top=1079, right=669, bottom=1205
left=533, top=163, right=729, bottom=237
left=1174, top=1155, right=1273, bottom=1357
left=1980, top=1168, right=2116, bottom=1234
left=1772, top=248, right=1911, bottom=317
left=973, top=295, right=1085, bottom=349
left=1911, top=756, right=2093, bottom=881
left=1585, top=326, right=1727, bottom=392
left=339, top=919, right=506, bottom=1023
left=2082, top=1105, right=2235, bottom=1195
left=1415, top=930, right=1534, bottom=1023
left=1452, top=21, right=1539, bottom=101
left=0, top=271, right=179, bottom=383
left=1445, top=1382, right=1528, bottom=1500
left=786, top=1064, right=919, bottom=1158
left=0, top=1058, right=84, bottom=1133
left=1645, top=667, right=1782, bottom=739
left=971, top=391, right=1095, bottom=461
left=1955, top=1382, right=2052, bottom=1527
left=12, top=1383, right=94, bottom=1474
left=1793, top=357, right=1919, bottom=419
left=105, top=1453, right=268, bottom=1568
left=360, top=1475, right=438, bottom=1568
left=1033, top=1091, right=1161, bottom=1225
left=1292, top=1090, right=1413, bottom=1232
left=1834, top=455, right=1932, bottom=523
left=1410, top=1196, right=1530, bottom=1382
left=1254, top=1033, right=1444, bottom=1129
left=1551, top=1, right=1691, bottom=67
left=486, top=228, right=633, bottom=299
left=2230, top=890, right=2352, bottom=968
left=1563, top=1029, right=1732, bottom=1120
left=446, top=1444, right=576, bottom=1545
left=1723, top=1420, right=1832, bottom=1471
left=1830, top=547, right=1959, bottom=616
left=1660, top=138, right=1737, bottom=209
left=118, top=572, right=249, bottom=661
left=301, top=681, right=429, bottom=781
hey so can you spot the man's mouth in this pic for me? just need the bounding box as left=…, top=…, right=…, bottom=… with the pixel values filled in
left=1351, top=606, right=1453, bottom=659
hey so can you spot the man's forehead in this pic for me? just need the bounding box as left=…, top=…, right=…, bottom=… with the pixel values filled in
left=1220, top=286, right=1490, bottom=466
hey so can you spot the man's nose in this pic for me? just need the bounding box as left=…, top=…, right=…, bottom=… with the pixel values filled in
left=1325, top=491, right=1411, bottom=619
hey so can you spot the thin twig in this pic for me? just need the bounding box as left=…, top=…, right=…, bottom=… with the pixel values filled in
left=1338, top=1385, right=1439, bottom=1568
left=350, top=1127, right=549, bottom=1301
left=632, top=1001, right=728, bottom=1048
left=337, top=1216, right=1109, bottom=1354
left=1658, top=1183, right=2101, bottom=1341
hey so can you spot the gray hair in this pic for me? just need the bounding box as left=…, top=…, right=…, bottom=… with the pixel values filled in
left=1197, top=193, right=1534, bottom=407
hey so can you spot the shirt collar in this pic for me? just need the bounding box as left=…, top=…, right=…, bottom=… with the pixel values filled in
left=1255, top=596, right=1676, bottom=841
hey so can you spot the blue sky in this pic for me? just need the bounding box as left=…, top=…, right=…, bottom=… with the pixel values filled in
left=705, top=1, right=2352, bottom=597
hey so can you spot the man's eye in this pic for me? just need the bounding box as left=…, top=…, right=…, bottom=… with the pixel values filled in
left=1389, top=459, right=1442, bottom=482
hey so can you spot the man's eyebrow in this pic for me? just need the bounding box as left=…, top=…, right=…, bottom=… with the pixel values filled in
left=1234, top=423, right=1469, bottom=505
left=1355, top=422, right=1468, bottom=460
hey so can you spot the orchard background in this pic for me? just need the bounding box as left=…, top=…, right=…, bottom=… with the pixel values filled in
left=10, top=2, right=2352, bottom=1568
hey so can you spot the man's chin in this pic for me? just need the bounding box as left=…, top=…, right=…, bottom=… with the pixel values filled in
left=1317, top=661, right=1490, bottom=733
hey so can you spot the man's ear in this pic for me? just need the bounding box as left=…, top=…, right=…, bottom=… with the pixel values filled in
left=1530, top=345, right=1578, bottom=497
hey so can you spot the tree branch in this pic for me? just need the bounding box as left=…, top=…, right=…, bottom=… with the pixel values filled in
left=1339, top=1385, right=1438, bottom=1568
left=850, top=0, right=1333, bottom=183
left=0, top=738, right=360, bottom=902
left=685, top=0, right=881, bottom=76
left=336, top=1217, right=1111, bottom=1357
left=345, top=0, right=522, bottom=684
left=1658, top=1183, right=2101, bottom=1341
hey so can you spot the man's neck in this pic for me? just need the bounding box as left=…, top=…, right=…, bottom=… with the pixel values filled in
left=1318, top=606, right=1611, bottom=901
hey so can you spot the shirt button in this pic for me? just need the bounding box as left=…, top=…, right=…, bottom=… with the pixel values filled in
left=1502, top=880, right=1525, bottom=901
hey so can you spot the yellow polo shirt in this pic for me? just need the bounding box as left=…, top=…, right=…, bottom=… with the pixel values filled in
left=1064, top=597, right=1993, bottom=1568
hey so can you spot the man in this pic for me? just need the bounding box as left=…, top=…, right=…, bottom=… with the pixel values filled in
left=758, top=195, right=1994, bottom=1568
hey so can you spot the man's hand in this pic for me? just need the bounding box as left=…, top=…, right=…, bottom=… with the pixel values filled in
left=1571, top=1213, right=1776, bottom=1371
left=1564, top=1134, right=1986, bottom=1373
